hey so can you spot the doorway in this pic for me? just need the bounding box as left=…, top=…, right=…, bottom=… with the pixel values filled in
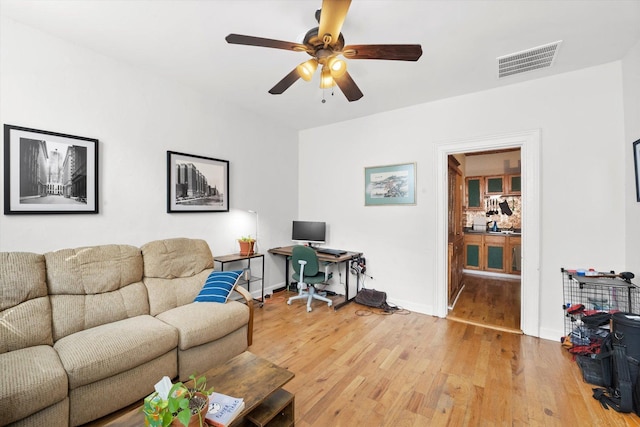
left=447, top=149, right=522, bottom=332
left=434, top=130, right=541, bottom=337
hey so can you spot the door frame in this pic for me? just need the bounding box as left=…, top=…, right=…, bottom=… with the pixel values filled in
left=434, top=130, right=541, bottom=337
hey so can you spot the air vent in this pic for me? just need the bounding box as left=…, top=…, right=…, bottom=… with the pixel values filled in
left=497, top=40, right=562, bottom=78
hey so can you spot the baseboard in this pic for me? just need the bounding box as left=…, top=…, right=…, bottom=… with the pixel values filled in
left=447, top=283, right=465, bottom=310
left=462, top=269, right=521, bottom=279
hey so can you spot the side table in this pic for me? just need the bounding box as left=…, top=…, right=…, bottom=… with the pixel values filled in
left=215, top=252, right=265, bottom=307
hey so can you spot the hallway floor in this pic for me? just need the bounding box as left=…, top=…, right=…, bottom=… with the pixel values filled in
left=448, top=272, right=521, bottom=333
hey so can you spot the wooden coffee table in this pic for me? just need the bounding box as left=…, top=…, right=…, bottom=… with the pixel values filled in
left=106, top=352, right=294, bottom=427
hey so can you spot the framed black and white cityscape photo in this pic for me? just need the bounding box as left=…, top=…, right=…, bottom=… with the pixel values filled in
left=167, top=151, right=229, bottom=213
left=634, top=138, right=640, bottom=202
left=3, top=124, right=99, bottom=214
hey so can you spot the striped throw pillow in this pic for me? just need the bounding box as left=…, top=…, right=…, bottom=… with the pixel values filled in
left=194, top=270, right=243, bottom=303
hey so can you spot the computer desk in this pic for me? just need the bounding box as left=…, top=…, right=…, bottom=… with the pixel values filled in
left=268, top=245, right=363, bottom=311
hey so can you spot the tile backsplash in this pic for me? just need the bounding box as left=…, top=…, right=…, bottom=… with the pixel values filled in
left=463, top=196, right=522, bottom=230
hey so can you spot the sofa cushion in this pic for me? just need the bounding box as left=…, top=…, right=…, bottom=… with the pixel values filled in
left=48, top=282, right=150, bottom=342
left=194, top=270, right=242, bottom=303
left=45, top=244, right=143, bottom=294
left=0, top=345, right=68, bottom=424
left=44, top=244, right=149, bottom=341
left=53, top=315, right=178, bottom=389
left=145, top=270, right=212, bottom=316
left=0, top=252, right=52, bottom=353
left=142, top=238, right=214, bottom=279
left=156, top=302, right=249, bottom=351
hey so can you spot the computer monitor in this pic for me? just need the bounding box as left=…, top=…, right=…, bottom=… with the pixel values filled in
left=292, top=220, right=326, bottom=246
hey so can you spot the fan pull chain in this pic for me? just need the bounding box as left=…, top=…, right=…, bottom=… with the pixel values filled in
left=321, top=88, right=335, bottom=104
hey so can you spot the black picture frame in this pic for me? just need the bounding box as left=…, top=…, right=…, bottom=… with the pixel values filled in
left=167, top=151, right=229, bottom=213
left=634, top=139, right=640, bottom=202
left=4, top=124, right=99, bottom=214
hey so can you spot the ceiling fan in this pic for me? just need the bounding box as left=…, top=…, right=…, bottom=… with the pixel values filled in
left=225, top=0, right=422, bottom=102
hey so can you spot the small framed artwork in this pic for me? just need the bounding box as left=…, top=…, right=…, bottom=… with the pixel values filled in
left=4, top=124, right=99, bottom=214
left=364, top=162, right=416, bottom=206
left=167, top=151, right=229, bottom=213
left=634, top=139, right=640, bottom=202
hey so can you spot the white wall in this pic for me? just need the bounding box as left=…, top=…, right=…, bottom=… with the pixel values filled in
left=300, top=62, right=627, bottom=340
left=2, top=13, right=635, bottom=340
left=0, top=17, right=299, bottom=294
left=623, top=40, right=640, bottom=276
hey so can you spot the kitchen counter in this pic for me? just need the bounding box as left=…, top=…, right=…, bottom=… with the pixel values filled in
left=464, top=228, right=521, bottom=236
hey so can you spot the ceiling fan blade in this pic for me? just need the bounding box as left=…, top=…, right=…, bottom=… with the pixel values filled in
left=342, top=44, right=423, bottom=61
left=318, top=0, right=352, bottom=46
left=333, top=71, right=363, bottom=102
left=268, top=68, right=302, bottom=95
left=225, top=34, right=307, bottom=52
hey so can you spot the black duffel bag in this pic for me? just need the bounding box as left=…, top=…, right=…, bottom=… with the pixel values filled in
left=592, top=313, right=640, bottom=414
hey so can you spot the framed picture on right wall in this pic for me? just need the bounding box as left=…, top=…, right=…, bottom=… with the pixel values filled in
left=635, top=139, right=640, bottom=202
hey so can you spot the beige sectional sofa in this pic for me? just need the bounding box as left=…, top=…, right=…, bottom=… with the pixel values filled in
left=0, top=238, right=254, bottom=427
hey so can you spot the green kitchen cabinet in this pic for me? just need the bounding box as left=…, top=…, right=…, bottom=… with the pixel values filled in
left=465, top=177, right=483, bottom=210
left=464, top=234, right=483, bottom=270
left=485, top=176, right=504, bottom=195
left=508, top=174, right=521, bottom=195
left=464, top=234, right=511, bottom=274
left=485, top=235, right=506, bottom=272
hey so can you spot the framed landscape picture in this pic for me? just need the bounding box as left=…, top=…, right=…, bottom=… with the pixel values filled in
left=3, top=124, right=99, bottom=214
left=167, top=151, right=229, bottom=213
left=364, top=162, right=416, bottom=206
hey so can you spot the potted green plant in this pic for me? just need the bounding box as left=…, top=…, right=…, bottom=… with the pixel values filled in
left=238, top=235, right=256, bottom=256
left=143, top=374, right=214, bottom=427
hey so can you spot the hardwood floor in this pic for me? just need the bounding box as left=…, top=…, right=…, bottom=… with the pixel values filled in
left=247, top=291, right=640, bottom=426
left=89, top=290, right=640, bottom=426
left=448, top=273, right=521, bottom=333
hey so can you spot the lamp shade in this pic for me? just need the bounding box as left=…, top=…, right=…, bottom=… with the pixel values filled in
left=296, top=59, right=318, bottom=81
left=319, top=66, right=336, bottom=88
left=248, top=210, right=258, bottom=252
left=327, top=57, right=347, bottom=78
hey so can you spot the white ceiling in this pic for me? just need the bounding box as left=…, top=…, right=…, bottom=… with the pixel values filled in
left=2, top=0, right=640, bottom=131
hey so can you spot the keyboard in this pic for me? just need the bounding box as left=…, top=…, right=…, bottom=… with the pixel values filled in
left=315, top=248, right=347, bottom=256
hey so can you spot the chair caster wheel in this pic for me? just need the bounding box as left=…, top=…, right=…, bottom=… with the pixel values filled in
left=328, top=302, right=333, bottom=307
left=307, top=307, right=312, bottom=312
left=287, top=300, right=292, bottom=305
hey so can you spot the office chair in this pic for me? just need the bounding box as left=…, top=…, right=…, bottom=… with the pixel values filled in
left=287, top=245, right=333, bottom=312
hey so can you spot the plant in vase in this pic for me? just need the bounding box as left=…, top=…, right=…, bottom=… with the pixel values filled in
left=143, top=374, right=214, bottom=427
left=238, top=235, right=256, bottom=256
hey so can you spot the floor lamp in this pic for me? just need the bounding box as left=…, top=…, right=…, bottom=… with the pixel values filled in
left=248, top=210, right=258, bottom=253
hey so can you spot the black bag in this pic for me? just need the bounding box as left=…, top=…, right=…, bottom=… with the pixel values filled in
left=612, top=313, right=640, bottom=385
left=582, top=312, right=612, bottom=328
left=355, top=288, right=387, bottom=309
left=592, top=314, right=640, bottom=414
left=576, top=333, right=613, bottom=387
left=592, top=342, right=636, bottom=413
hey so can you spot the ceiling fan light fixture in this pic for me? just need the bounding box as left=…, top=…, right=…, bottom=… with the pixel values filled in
left=320, top=66, right=335, bottom=88
left=327, top=57, right=347, bottom=78
left=296, top=59, right=318, bottom=81
left=226, top=0, right=420, bottom=102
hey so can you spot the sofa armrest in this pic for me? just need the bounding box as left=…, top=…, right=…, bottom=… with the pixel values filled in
left=231, top=285, right=254, bottom=346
